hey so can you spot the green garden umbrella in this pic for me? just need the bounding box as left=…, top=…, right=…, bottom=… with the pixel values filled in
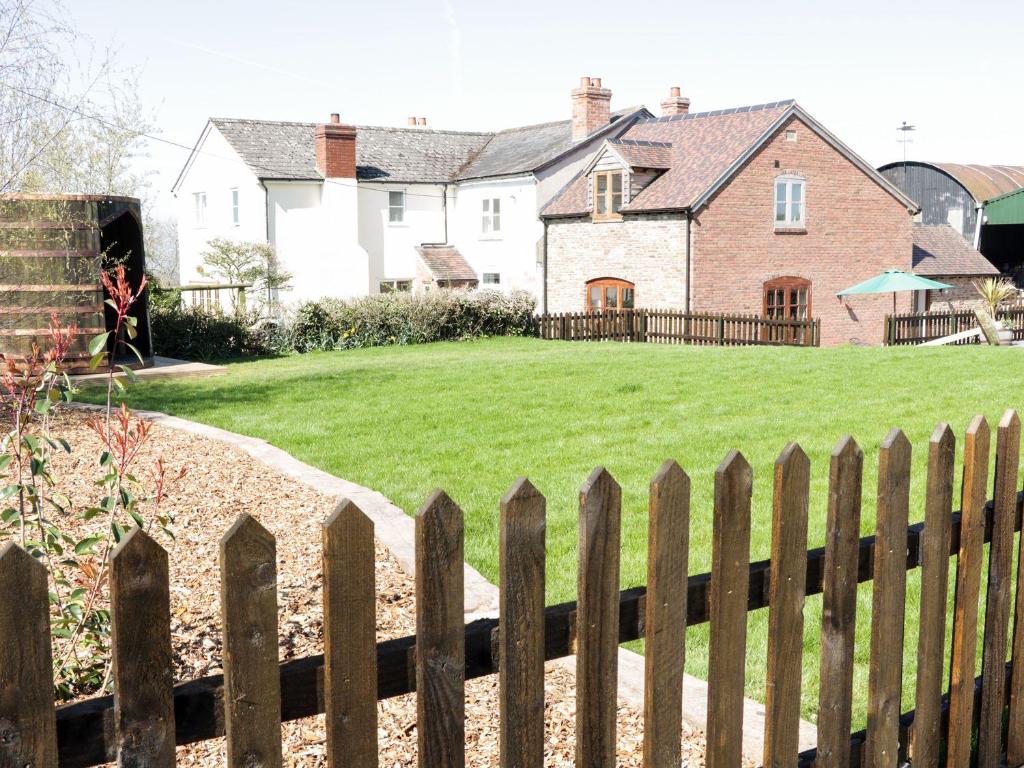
left=836, top=269, right=952, bottom=314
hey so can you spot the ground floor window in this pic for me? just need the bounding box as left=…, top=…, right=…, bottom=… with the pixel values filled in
left=763, top=276, right=811, bottom=320
left=379, top=279, right=412, bottom=293
left=585, top=278, right=635, bottom=311
left=483, top=272, right=500, bottom=285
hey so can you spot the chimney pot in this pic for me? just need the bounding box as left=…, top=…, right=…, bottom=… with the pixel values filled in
left=660, top=86, right=691, bottom=117
left=571, top=75, right=612, bottom=143
left=408, top=116, right=417, bottom=126
left=669, top=86, right=680, bottom=97
left=330, top=113, right=340, bottom=124
left=580, top=75, right=591, bottom=87
left=591, top=77, right=602, bottom=88
left=418, top=117, right=427, bottom=126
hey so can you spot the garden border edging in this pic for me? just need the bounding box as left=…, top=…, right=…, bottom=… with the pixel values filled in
left=70, top=403, right=816, bottom=759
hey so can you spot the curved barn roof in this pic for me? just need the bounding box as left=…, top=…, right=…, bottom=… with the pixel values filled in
left=879, top=161, right=1024, bottom=203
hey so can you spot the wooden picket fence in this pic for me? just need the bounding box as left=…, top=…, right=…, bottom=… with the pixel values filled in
left=3, top=412, right=1024, bottom=767
left=884, top=305, right=1024, bottom=345
left=534, top=308, right=821, bottom=347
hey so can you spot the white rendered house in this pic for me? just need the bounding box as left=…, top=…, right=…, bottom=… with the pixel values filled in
left=171, top=77, right=651, bottom=305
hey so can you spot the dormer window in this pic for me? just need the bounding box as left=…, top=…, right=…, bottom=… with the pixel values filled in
left=593, top=171, right=623, bottom=221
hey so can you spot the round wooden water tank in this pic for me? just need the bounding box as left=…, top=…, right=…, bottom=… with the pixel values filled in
left=0, top=194, right=153, bottom=372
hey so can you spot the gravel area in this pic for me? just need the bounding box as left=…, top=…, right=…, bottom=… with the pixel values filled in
left=36, top=409, right=711, bottom=766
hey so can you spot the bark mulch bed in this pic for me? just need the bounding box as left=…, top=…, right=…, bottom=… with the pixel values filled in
left=37, top=409, right=711, bottom=766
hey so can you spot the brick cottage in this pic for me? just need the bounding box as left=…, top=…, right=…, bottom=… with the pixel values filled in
left=540, top=94, right=921, bottom=345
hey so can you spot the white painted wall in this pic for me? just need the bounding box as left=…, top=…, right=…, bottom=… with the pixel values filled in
left=357, top=183, right=447, bottom=291
left=174, top=124, right=268, bottom=286
left=450, top=176, right=541, bottom=295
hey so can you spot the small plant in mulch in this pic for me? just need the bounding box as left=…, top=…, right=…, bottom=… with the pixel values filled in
left=0, top=265, right=186, bottom=699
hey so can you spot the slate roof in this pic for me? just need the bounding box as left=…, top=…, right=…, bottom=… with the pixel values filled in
left=207, top=107, right=645, bottom=185
left=912, top=224, right=999, bottom=277
left=542, top=101, right=795, bottom=217
left=415, top=244, right=477, bottom=282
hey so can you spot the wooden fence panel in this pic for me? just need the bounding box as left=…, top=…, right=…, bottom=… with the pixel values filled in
left=1011, top=424, right=1024, bottom=766
left=977, top=410, right=1020, bottom=766
left=110, top=528, right=176, bottom=768
left=221, top=513, right=283, bottom=768
left=947, top=416, right=991, bottom=767
left=416, top=491, right=466, bottom=768
left=763, top=443, right=810, bottom=767
left=499, top=478, right=546, bottom=768
left=815, top=436, right=864, bottom=768
left=0, top=542, right=57, bottom=767
left=865, top=429, right=911, bottom=768
left=706, top=451, right=753, bottom=768
left=910, top=423, right=956, bottom=768
left=323, top=500, right=378, bottom=768
left=643, top=460, right=690, bottom=768
left=576, top=468, right=622, bottom=768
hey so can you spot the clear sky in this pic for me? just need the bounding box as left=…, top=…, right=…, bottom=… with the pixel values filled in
left=73, top=0, right=1024, bottom=216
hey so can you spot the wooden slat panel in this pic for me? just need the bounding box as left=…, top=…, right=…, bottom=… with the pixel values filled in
left=977, top=410, right=1020, bottom=766
left=910, top=423, right=955, bottom=768
left=865, top=429, right=911, bottom=768
left=110, top=528, right=175, bottom=767
left=323, top=500, right=378, bottom=768
left=763, top=443, right=810, bottom=767
left=0, top=542, right=57, bottom=767
left=416, top=490, right=465, bottom=768
left=220, top=513, right=283, bottom=768
left=947, top=415, right=991, bottom=767
left=816, top=436, right=864, bottom=768
left=643, top=460, right=690, bottom=768
left=576, top=468, right=622, bottom=768
left=1011, top=454, right=1024, bottom=765
left=706, top=451, right=753, bottom=768
left=499, top=478, right=546, bottom=768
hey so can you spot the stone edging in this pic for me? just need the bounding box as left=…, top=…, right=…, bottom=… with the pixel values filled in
left=70, top=403, right=816, bottom=758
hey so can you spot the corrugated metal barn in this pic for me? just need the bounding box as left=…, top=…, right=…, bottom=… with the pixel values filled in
left=878, top=161, right=1024, bottom=284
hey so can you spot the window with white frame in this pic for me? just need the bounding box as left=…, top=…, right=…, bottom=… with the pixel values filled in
left=379, top=279, right=412, bottom=293
left=774, top=176, right=805, bottom=228
left=193, top=192, right=207, bottom=227
left=230, top=189, right=239, bottom=226
left=388, top=190, right=405, bottom=224
left=482, top=198, right=501, bottom=235
left=482, top=272, right=500, bottom=285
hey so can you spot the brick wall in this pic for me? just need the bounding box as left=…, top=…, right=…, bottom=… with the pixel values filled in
left=690, top=115, right=914, bottom=346
left=545, top=212, right=687, bottom=312
left=315, top=123, right=357, bottom=179
left=926, top=277, right=985, bottom=311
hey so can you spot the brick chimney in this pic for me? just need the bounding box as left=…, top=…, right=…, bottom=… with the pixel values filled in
left=315, top=113, right=356, bottom=178
left=660, top=86, right=690, bottom=117
left=571, top=76, right=611, bottom=143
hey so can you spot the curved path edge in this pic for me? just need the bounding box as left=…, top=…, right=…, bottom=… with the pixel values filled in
left=70, top=402, right=817, bottom=759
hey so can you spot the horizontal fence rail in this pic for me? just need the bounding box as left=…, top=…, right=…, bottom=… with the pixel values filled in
left=884, top=305, right=1024, bottom=346
left=4, top=413, right=1024, bottom=767
left=534, top=307, right=820, bottom=347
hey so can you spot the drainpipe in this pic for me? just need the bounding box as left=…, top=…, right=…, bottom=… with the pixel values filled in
left=442, top=183, right=449, bottom=243
left=684, top=212, right=692, bottom=313
left=542, top=220, right=549, bottom=314
left=973, top=204, right=984, bottom=250
left=260, top=179, right=272, bottom=309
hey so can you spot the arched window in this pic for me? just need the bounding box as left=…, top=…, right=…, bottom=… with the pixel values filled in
left=763, top=276, right=811, bottom=320
left=585, top=278, right=635, bottom=311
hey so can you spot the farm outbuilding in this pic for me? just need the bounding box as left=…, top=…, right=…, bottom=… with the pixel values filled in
left=878, top=161, right=1024, bottom=284
left=0, top=194, right=153, bottom=371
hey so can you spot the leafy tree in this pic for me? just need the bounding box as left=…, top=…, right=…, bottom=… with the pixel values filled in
left=200, top=238, right=292, bottom=314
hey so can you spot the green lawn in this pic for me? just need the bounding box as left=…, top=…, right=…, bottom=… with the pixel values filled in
left=89, top=337, right=1024, bottom=727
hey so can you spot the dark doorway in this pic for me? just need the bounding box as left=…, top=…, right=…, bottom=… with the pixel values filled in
left=99, top=206, right=153, bottom=363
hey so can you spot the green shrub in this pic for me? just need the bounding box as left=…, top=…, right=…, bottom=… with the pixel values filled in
left=149, top=304, right=280, bottom=361
left=289, top=289, right=536, bottom=352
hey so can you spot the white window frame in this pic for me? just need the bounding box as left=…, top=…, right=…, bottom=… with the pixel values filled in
left=193, top=191, right=207, bottom=228
left=379, top=279, right=412, bottom=293
left=230, top=188, right=239, bottom=226
left=481, top=198, right=501, bottom=236
left=774, top=175, right=805, bottom=229
left=482, top=272, right=501, bottom=285
left=388, top=190, right=406, bottom=225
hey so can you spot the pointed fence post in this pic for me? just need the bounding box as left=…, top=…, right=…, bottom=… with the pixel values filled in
left=643, top=460, right=690, bottom=768
left=0, top=542, right=57, bottom=767
left=415, top=491, right=465, bottom=768
left=706, top=451, right=752, bottom=768
left=110, top=527, right=176, bottom=767
left=221, top=513, right=282, bottom=768
left=323, top=500, right=378, bottom=768
left=576, top=467, right=621, bottom=768
left=865, top=429, right=911, bottom=768
left=499, top=478, right=546, bottom=768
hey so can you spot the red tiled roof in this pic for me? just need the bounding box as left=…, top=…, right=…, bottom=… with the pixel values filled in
left=607, top=139, right=673, bottom=169
left=912, top=225, right=999, bottom=277
left=415, top=244, right=477, bottom=282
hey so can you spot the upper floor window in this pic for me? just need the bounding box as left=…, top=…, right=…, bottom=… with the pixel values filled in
left=585, top=277, right=635, bottom=311
left=389, top=190, right=405, bottom=224
left=193, top=192, right=207, bottom=227
left=774, top=175, right=804, bottom=228
left=593, top=171, right=623, bottom=221
left=230, top=188, right=239, bottom=226
left=482, top=198, right=501, bottom=234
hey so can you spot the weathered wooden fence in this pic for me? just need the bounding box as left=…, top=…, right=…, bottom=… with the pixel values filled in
left=884, top=305, right=1024, bottom=345
left=535, top=308, right=821, bottom=347
left=3, top=412, right=1024, bottom=767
